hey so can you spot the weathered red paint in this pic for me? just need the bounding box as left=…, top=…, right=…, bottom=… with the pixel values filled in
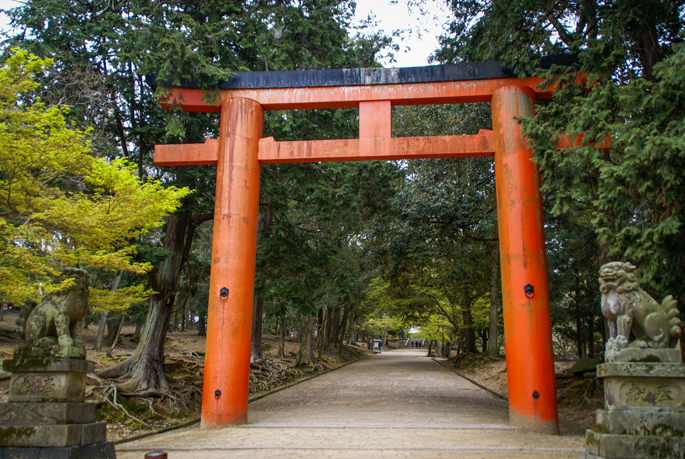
left=155, top=132, right=495, bottom=166
left=153, top=75, right=585, bottom=436
left=159, top=77, right=551, bottom=112
left=201, top=97, right=263, bottom=428
left=258, top=134, right=494, bottom=163
left=154, top=139, right=219, bottom=166
left=492, top=86, right=559, bottom=434
left=359, top=101, right=391, bottom=139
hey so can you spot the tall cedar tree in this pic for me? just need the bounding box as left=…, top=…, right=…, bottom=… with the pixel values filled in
left=5, top=0, right=395, bottom=389
left=431, top=1, right=685, bottom=351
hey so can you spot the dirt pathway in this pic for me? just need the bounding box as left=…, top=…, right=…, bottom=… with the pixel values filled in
left=116, top=349, right=585, bottom=458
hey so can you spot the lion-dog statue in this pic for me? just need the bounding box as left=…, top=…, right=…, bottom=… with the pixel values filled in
left=600, top=262, right=681, bottom=351
left=15, top=268, right=89, bottom=360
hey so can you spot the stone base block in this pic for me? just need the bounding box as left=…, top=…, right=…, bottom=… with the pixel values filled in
left=2, top=360, right=94, bottom=375
left=597, top=409, right=685, bottom=436
left=8, top=373, right=86, bottom=404
left=0, top=423, right=106, bottom=448
left=599, top=362, right=685, bottom=412
left=0, top=441, right=115, bottom=459
left=0, top=404, right=95, bottom=425
left=586, top=430, right=685, bottom=458
left=607, top=348, right=682, bottom=364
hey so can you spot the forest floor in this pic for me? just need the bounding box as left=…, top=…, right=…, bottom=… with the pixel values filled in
left=116, top=349, right=585, bottom=458
left=0, top=308, right=600, bottom=445
left=0, top=309, right=370, bottom=442
left=439, top=353, right=604, bottom=432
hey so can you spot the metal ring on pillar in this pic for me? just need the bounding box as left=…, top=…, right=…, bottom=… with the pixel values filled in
left=524, top=284, right=535, bottom=299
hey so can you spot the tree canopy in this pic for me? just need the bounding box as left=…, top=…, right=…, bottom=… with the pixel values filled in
left=0, top=50, right=190, bottom=306
left=434, top=0, right=685, bottom=302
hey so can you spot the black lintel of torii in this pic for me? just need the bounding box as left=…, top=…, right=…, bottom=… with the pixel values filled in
left=147, top=54, right=575, bottom=90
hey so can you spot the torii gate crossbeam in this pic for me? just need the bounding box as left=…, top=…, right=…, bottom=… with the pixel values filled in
left=152, top=60, right=564, bottom=435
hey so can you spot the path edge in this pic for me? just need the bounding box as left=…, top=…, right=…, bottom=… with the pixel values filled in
left=432, top=357, right=507, bottom=401
left=432, top=357, right=586, bottom=436
left=114, top=352, right=370, bottom=446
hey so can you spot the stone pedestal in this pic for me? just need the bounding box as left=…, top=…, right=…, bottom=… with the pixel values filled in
left=0, top=359, right=115, bottom=459
left=581, top=348, right=685, bottom=459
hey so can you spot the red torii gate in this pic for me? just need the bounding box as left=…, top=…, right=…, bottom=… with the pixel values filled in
left=153, top=61, right=563, bottom=434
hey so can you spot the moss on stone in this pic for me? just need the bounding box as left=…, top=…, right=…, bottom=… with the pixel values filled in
left=0, top=426, right=37, bottom=446
left=628, top=355, right=662, bottom=363
left=593, top=423, right=611, bottom=434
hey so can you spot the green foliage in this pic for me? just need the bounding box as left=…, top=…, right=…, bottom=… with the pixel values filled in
left=431, top=0, right=685, bottom=353
left=527, top=42, right=685, bottom=299
left=0, top=50, right=189, bottom=306
left=367, top=102, right=498, bottom=352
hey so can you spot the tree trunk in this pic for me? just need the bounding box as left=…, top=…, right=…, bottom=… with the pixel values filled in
left=347, top=313, right=356, bottom=345
left=106, top=317, right=126, bottom=356
left=182, top=298, right=190, bottom=332
left=94, top=312, right=108, bottom=351
left=316, top=308, right=325, bottom=356
left=277, top=316, right=286, bottom=358
left=197, top=313, right=206, bottom=337
left=94, top=272, right=123, bottom=351
left=462, top=295, right=478, bottom=353
left=97, top=210, right=206, bottom=392
left=323, top=306, right=333, bottom=351
left=250, top=212, right=270, bottom=364
left=337, top=304, right=352, bottom=350
left=329, top=307, right=340, bottom=351
left=588, top=315, right=595, bottom=357
left=481, top=328, right=488, bottom=354
left=105, top=317, right=123, bottom=347
left=487, top=259, right=500, bottom=355
left=132, top=321, right=143, bottom=341
left=250, top=296, right=266, bottom=364
left=296, top=315, right=319, bottom=367
left=574, top=268, right=584, bottom=358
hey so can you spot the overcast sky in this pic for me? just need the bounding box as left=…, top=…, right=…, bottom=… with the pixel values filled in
left=0, top=0, right=448, bottom=68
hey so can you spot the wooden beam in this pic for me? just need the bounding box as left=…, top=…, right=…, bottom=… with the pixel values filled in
left=158, top=77, right=549, bottom=112
left=154, top=139, right=219, bottom=166
left=154, top=132, right=496, bottom=166
left=359, top=101, right=391, bottom=139
left=258, top=133, right=494, bottom=163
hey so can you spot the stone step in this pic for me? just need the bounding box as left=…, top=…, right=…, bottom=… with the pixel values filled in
left=0, top=441, right=115, bottom=459
left=0, top=422, right=106, bottom=448
left=0, top=403, right=96, bottom=425
left=8, top=372, right=86, bottom=403
left=596, top=409, right=685, bottom=437
left=586, top=430, right=685, bottom=458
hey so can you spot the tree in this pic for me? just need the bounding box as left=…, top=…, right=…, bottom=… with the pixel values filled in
left=0, top=50, right=189, bottom=307
left=434, top=0, right=685, bottom=304
left=370, top=102, right=500, bottom=354
left=6, top=0, right=395, bottom=390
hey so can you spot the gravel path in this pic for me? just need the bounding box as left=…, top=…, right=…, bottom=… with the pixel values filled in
left=117, top=349, right=585, bottom=458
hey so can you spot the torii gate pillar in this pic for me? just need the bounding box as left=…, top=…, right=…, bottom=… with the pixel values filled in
left=492, top=86, right=559, bottom=434
left=201, top=97, right=263, bottom=428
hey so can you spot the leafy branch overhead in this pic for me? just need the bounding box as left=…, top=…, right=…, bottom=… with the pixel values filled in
left=0, top=50, right=191, bottom=306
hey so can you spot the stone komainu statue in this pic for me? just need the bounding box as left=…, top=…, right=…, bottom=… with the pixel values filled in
left=600, top=261, right=681, bottom=350
left=15, top=268, right=90, bottom=360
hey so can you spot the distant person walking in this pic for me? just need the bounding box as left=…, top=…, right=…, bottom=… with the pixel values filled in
left=378, top=341, right=382, bottom=352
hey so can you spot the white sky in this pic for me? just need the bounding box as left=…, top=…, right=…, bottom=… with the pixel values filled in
left=0, top=0, right=448, bottom=68
left=352, top=0, right=450, bottom=67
